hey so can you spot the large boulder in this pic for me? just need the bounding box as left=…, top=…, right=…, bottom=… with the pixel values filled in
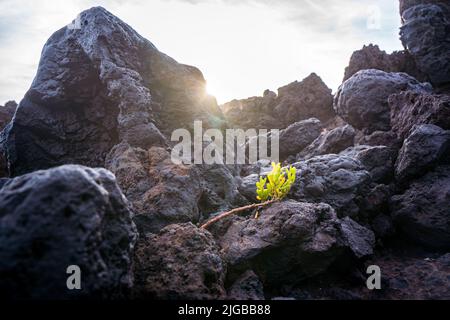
left=133, top=223, right=226, bottom=300
left=221, top=73, right=334, bottom=130
left=279, top=118, right=322, bottom=160
left=2, top=6, right=224, bottom=177
left=395, top=124, right=450, bottom=183
left=390, top=165, right=450, bottom=248
left=334, top=69, right=431, bottom=133
left=297, top=125, right=356, bottom=160
left=343, top=44, right=426, bottom=82
left=0, top=165, right=137, bottom=299
left=390, top=91, right=450, bottom=140
left=290, top=154, right=372, bottom=219
left=219, top=201, right=374, bottom=288
left=400, top=2, right=450, bottom=86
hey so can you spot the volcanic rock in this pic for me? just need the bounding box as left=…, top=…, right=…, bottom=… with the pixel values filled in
left=343, top=44, right=426, bottom=82
left=395, top=124, right=450, bottom=183
left=297, top=125, right=356, bottom=160
left=391, top=165, right=450, bottom=248
left=334, top=69, right=431, bottom=133
left=390, top=91, right=450, bottom=140
left=400, top=2, right=450, bottom=86
left=2, top=6, right=223, bottom=177
left=290, top=154, right=372, bottom=219
left=0, top=165, right=137, bottom=299
left=133, top=223, right=226, bottom=300
left=220, top=201, right=374, bottom=288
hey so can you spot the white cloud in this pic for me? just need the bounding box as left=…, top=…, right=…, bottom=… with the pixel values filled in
left=0, top=0, right=403, bottom=105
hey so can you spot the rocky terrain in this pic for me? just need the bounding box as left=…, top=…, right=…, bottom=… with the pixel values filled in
left=0, top=1, right=449, bottom=300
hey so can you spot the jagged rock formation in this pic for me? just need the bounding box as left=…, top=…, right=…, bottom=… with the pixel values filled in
left=221, top=73, right=334, bottom=129
left=0, top=165, right=137, bottom=299
left=2, top=6, right=223, bottom=177
left=343, top=44, right=426, bottom=82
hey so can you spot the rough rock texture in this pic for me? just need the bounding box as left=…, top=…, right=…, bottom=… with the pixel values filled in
left=221, top=73, right=334, bottom=130
left=0, top=101, right=16, bottom=131
left=334, top=69, right=431, bottom=133
left=290, top=154, right=372, bottom=219
left=297, top=125, right=356, bottom=160
left=400, top=0, right=450, bottom=15
left=343, top=44, right=426, bottom=82
left=279, top=118, right=322, bottom=160
left=395, top=124, right=450, bottom=183
left=355, top=130, right=402, bottom=152
left=274, top=73, right=335, bottom=127
left=133, top=223, right=226, bottom=300
left=220, top=90, right=278, bottom=130
left=0, top=165, right=137, bottom=299
left=390, top=91, right=450, bottom=140
left=391, top=165, right=450, bottom=248
left=220, top=201, right=374, bottom=288
left=365, top=251, right=450, bottom=299
left=341, top=145, right=395, bottom=183
left=400, top=1, right=450, bottom=86
left=106, top=145, right=246, bottom=233
left=2, top=6, right=224, bottom=177
left=227, top=270, right=265, bottom=300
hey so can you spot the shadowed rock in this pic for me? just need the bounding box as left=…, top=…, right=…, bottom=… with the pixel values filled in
left=220, top=201, right=374, bottom=288
left=390, top=91, right=450, bottom=140
left=0, top=165, right=137, bottom=299
left=133, top=223, right=226, bottom=300
left=395, top=124, right=450, bottom=183
left=400, top=1, right=450, bottom=86
left=2, top=6, right=224, bottom=177
left=391, top=165, right=450, bottom=248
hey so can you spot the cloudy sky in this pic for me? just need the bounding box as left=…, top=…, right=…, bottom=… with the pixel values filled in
left=0, top=0, right=403, bottom=104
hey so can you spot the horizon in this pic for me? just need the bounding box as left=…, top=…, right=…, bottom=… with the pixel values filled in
left=0, top=0, right=403, bottom=105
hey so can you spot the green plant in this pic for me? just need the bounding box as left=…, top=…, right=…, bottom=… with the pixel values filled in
left=256, top=162, right=297, bottom=202
left=201, top=162, right=297, bottom=229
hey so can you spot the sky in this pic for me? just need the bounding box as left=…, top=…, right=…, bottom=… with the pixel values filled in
left=0, top=0, right=403, bottom=105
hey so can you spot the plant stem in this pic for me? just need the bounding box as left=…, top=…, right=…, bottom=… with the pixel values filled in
left=200, top=199, right=278, bottom=230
